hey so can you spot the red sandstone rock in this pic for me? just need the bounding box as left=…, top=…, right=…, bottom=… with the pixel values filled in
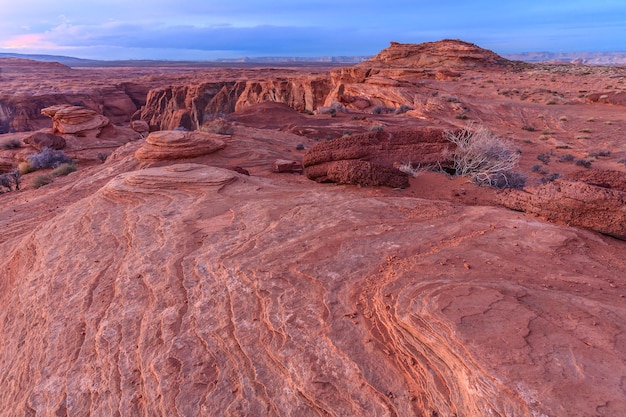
left=272, top=159, right=303, bottom=173
left=23, top=131, right=66, bottom=150
left=130, top=120, right=150, bottom=136
left=42, top=105, right=111, bottom=135
left=303, top=127, right=451, bottom=187
left=135, top=130, right=226, bottom=161
left=498, top=172, right=626, bottom=240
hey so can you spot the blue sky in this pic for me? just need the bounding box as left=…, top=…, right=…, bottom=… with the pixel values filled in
left=0, top=0, right=624, bottom=60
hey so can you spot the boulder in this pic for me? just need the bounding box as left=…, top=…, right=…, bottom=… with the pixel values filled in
left=23, top=131, right=66, bottom=150
left=135, top=130, right=226, bottom=161
left=302, top=127, right=451, bottom=188
left=498, top=170, right=626, bottom=240
left=130, top=120, right=150, bottom=136
left=272, top=159, right=303, bottom=174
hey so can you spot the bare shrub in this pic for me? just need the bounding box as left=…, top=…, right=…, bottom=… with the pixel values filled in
left=444, top=125, right=525, bottom=189
left=394, top=104, right=413, bottom=114
left=371, top=105, right=395, bottom=115
left=28, top=148, right=73, bottom=170
left=397, top=162, right=423, bottom=178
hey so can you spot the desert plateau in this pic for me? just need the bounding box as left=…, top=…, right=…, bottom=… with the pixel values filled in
left=1, top=40, right=625, bottom=416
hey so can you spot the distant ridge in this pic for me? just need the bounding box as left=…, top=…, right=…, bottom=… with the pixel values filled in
left=2, top=49, right=626, bottom=67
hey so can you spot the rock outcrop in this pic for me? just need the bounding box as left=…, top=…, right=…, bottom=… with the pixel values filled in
left=303, top=127, right=451, bottom=187
left=135, top=130, right=226, bottom=161
left=42, top=105, right=111, bottom=135
left=498, top=170, right=626, bottom=240
left=23, top=131, right=66, bottom=150
left=139, top=76, right=331, bottom=131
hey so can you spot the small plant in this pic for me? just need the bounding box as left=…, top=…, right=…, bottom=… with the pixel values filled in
left=369, top=125, right=384, bottom=132
left=618, top=158, right=626, bottom=167
left=97, top=153, right=107, bottom=163
left=32, top=174, right=53, bottom=189
left=50, top=163, right=77, bottom=177
left=531, top=164, right=547, bottom=174
left=557, top=154, right=575, bottom=163
left=394, top=104, right=414, bottom=114
left=444, top=125, right=524, bottom=189
left=397, top=162, right=422, bottom=178
left=28, top=148, right=73, bottom=170
left=455, top=113, right=468, bottom=120
left=537, top=153, right=551, bottom=164
left=540, top=173, right=562, bottom=184
left=522, top=125, right=536, bottom=132
left=295, top=143, right=305, bottom=151
left=18, top=161, right=33, bottom=175
left=441, top=95, right=460, bottom=103
left=575, top=159, right=592, bottom=168
left=1, top=139, right=22, bottom=150
left=371, top=105, right=395, bottom=115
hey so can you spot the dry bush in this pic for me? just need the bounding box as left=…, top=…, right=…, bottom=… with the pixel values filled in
left=51, top=163, right=77, bottom=177
left=444, top=125, right=525, bottom=189
left=28, top=148, right=73, bottom=170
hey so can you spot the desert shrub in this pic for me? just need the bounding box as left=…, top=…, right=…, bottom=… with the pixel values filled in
left=575, top=159, right=592, bottom=168
left=369, top=125, right=384, bottom=132
left=588, top=150, right=611, bottom=158
left=521, top=125, right=536, bottom=132
left=444, top=125, right=524, bottom=189
left=455, top=113, right=468, bottom=120
left=97, top=153, right=107, bottom=163
left=1, top=139, right=22, bottom=150
left=531, top=164, right=547, bottom=174
left=51, top=163, right=77, bottom=177
left=394, top=104, right=413, bottom=114
left=317, top=107, right=337, bottom=117
left=618, top=158, right=626, bottom=167
left=18, top=161, right=33, bottom=175
left=0, top=173, right=12, bottom=191
left=541, top=173, right=562, bottom=184
left=295, top=143, right=305, bottom=150
left=371, top=105, right=395, bottom=115
left=28, top=148, right=73, bottom=170
left=441, top=95, right=460, bottom=103
left=536, top=153, right=551, bottom=164
left=557, top=154, right=575, bottom=163
left=32, top=174, right=53, bottom=189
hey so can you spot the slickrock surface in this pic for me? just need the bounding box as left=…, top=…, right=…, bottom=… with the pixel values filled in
left=1, top=143, right=625, bottom=416
left=135, top=130, right=226, bottom=161
left=23, top=131, right=66, bottom=150
left=42, top=105, right=111, bottom=135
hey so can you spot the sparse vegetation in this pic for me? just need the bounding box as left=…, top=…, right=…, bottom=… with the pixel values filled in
left=371, top=105, right=395, bottom=115
left=396, top=162, right=422, bottom=178
left=618, top=158, right=626, bottom=167
left=537, top=153, right=551, bottom=164
left=441, top=95, right=460, bottom=103
left=295, top=143, right=305, bottom=150
left=1, top=139, right=22, bottom=150
left=557, top=154, right=575, bottom=163
left=531, top=164, right=547, bottom=174
left=522, top=125, right=536, bottom=132
left=394, top=104, right=414, bottom=114
left=455, top=113, right=468, bottom=120
left=97, top=153, right=107, bottom=163
left=27, top=148, right=73, bottom=171
left=50, top=163, right=77, bottom=177
left=575, top=159, right=592, bottom=168
left=0, top=169, right=21, bottom=192
left=444, top=125, right=525, bottom=189
left=32, top=174, right=53, bottom=189
left=540, top=173, right=562, bottom=184
left=369, top=125, right=384, bottom=132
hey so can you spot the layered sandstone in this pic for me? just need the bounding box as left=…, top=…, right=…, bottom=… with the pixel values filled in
left=135, top=130, right=226, bottom=161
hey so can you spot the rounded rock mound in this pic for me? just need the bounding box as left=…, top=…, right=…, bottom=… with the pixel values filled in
left=135, top=130, right=226, bottom=161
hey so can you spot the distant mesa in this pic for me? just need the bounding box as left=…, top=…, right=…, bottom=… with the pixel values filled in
left=359, top=39, right=513, bottom=69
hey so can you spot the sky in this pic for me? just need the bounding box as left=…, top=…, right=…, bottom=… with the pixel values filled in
left=0, top=0, right=624, bottom=60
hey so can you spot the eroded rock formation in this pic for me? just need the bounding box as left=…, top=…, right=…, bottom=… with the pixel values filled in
left=135, top=130, right=226, bottom=161
left=303, top=127, right=451, bottom=187
left=498, top=170, right=626, bottom=240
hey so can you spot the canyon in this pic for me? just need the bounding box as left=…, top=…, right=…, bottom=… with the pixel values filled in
left=1, top=40, right=625, bottom=416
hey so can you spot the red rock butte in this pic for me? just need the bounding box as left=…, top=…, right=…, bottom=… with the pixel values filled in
left=1, top=39, right=625, bottom=416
